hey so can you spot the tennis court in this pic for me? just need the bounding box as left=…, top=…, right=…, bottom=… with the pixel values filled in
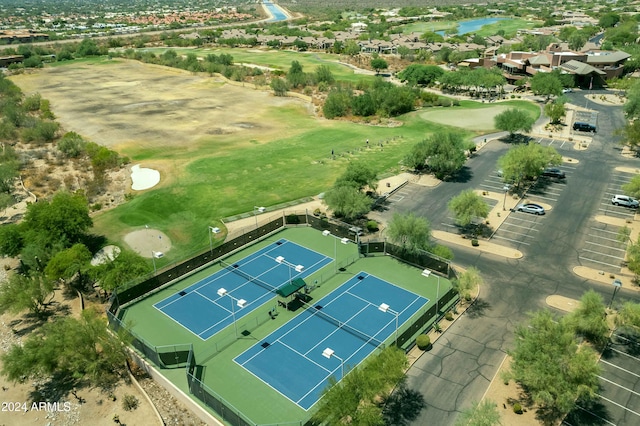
left=234, top=272, right=429, bottom=410
left=154, top=239, right=332, bottom=340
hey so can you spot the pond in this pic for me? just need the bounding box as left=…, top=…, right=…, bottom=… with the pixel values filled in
left=437, top=17, right=511, bottom=36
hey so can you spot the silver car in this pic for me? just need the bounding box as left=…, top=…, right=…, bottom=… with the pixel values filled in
left=612, top=195, right=639, bottom=208
left=515, top=203, right=545, bottom=215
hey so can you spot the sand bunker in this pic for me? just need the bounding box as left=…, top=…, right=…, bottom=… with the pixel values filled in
left=131, top=164, right=160, bottom=190
left=124, top=228, right=172, bottom=257
left=90, top=245, right=121, bottom=266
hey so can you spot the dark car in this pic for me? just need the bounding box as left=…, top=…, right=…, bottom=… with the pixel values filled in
left=542, top=168, right=566, bottom=179
left=573, top=122, right=596, bottom=133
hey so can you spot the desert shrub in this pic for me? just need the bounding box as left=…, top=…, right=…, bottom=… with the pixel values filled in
left=366, top=220, right=379, bottom=232
left=513, top=403, right=523, bottom=414
left=22, top=93, right=42, bottom=111
left=471, top=239, right=479, bottom=246
left=58, top=132, right=87, bottom=158
left=416, top=334, right=431, bottom=350
left=122, top=394, right=139, bottom=411
left=445, top=312, right=454, bottom=321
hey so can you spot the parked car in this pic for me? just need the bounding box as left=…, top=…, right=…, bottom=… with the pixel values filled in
left=611, top=195, right=639, bottom=208
left=573, top=122, right=596, bottom=133
left=515, top=203, right=545, bottom=215
left=562, top=88, right=573, bottom=93
left=542, top=168, right=566, bottom=179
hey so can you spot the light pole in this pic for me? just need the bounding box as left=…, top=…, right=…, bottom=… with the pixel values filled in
left=609, top=279, right=622, bottom=309
left=323, top=230, right=349, bottom=273
left=208, top=226, right=220, bottom=254
left=151, top=251, right=163, bottom=273
left=322, top=347, right=344, bottom=379
left=275, top=256, right=304, bottom=285
left=436, top=274, right=441, bottom=316
left=217, top=288, right=247, bottom=337
left=503, top=184, right=510, bottom=211
left=378, top=303, right=399, bottom=346
left=253, top=206, right=265, bottom=228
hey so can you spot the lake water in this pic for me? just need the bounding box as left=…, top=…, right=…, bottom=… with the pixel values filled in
left=436, top=17, right=510, bottom=36
left=263, top=0, right=288, bottom=22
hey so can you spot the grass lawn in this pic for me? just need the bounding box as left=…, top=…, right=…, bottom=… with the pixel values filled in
left=473, top=18, right=540, bottom=38
left=140, top=46, right=374, bottom=84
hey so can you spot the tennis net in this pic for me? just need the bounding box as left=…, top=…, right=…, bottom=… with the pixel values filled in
left=302, top=302, right=384, bottom=348
left=220, top=260, right=279, bottom=294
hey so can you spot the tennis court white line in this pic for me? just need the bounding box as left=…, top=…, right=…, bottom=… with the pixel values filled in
left=277, top=340, right=332, bottom=373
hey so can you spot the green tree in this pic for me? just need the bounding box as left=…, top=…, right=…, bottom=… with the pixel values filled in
left=498, top=144, right=562, bottom=188
left=0, top=223, right=22, bottom=256
left=44, top=243, right=92, bottom=286
left=91, top=248, right=149, bottom=294
left=315, top=65, right=335, bottom=84
left=616, top=301, right=640, bottom=330
left=453, top=267, right=483, bottom=301
left=455, top=399, right=501, bottom=426
left=448, top=190, right=490, bottom=227
left=0, top=271, right=55, bottom=317
left=323, top=87, right=352, bottom=119
left=530, top=72, right=563, bottom=101
left=620, top=120, right=640, bottom=152
left=22, top=191, right=92, bottom=249
left=270, top=77, right=289, bottom=97
left=371, top=58, right=388, bottom=74
left=565, top=290, right=610, bottom=347
left=387, top=212, right=431, bottom=253
left=1, top=308, right=129, bottom=389
left=494, top=108, right=535, bottom=139
left=324, top=185, right=372, bottom=221
left=599, top=12, right=621, bottom=28
left=506, top=310, right=600, bottom=416
left=57, top=131, right=87, bottom=158
left=287, top=60, right=306, bottom=88
left=622, top=174, right=640, bottom=198
left=421, top=31, right=444, bottom=43
left=412, top=132, right=472, bottom=179
left=544, top=99, right=567, bottom=124
left=0, top=159, right=18, bottom=194
left=312, top=347, right=407, bottom=426
left=397, top=64, right=444, bottom=87
left=76, top=38, right=101, bottom=57
left=343, top=40, right=361, bottom=56
left=625, top=237, right=640, bottom=278
left=335, top=161, right=378, bottom=192
left=624, top=80, right=640, bottom=118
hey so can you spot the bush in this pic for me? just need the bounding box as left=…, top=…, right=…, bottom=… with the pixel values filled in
left=471, top=239, right=479, bottom=246
left=513, top=403, right=523, bottom=414
left=416, top=334, right=431, bottom=350
left=122, top=394, right=139, bottom=411
left=366, top=220, right=379, bottom=232
left=445, top=311, right=454, bottom=321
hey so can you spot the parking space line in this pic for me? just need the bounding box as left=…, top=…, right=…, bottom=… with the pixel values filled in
left=501, top=223, right=539, bottom=231
left=601, top=360, right=640, bottom=378
left=599, top=376, right=640, bottom=398
left=494, top=228, right=537, bottom=238
left=587, top=234, right=624, bottom=243
left=440, top=223, right=457, bottom=229
left=527, top=194, right=557, bottom=202
left=578, top=256, right=621, bottom=269
left=492, top=235, right=530, bottom=245
left=572, top=406, right=616, bottom=426
left=506, top=218, right=539, bottom=226
left=480, top=184, right=508, bottom=191
left=598, top=208, right=633, bottom=217
left=585, top=241, right=626, bottom=252
left=612, top=334, right=640, bottom=346
left=591, top=228, right=623, bottom=236
left=597, top=394, right=640, bottom=419
left=609, top=347, right=640, bottom=362
left=581, top=249, right=624, bottom=260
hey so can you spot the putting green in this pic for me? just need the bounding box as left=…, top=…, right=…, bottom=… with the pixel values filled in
left=420, top=105, right=510, bottom=132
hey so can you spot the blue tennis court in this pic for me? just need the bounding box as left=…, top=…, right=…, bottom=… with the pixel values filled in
left=154, top=239, right=332, bottom=340
left=234, top=272, right=429, bottom=410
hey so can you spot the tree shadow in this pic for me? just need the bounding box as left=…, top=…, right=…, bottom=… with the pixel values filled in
left=498, top=134, right=533, bottom=144
left=445, top=166, right=472, bottom=183
left=561, top=399, right=612, bottom=426
left=465, top=298, right=491, bottom=319
left=81, top=233, right=108, bottom=254
left=29, top=371, right=81, bottom=403
left=382, top=385, right=426, bottom=426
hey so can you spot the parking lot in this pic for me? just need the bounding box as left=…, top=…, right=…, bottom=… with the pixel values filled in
left=488, top=164, right=575, bottom=249
left=566, top=329, right=640, bottom=426
left=384, top=182, right=421, bottom=205
left=578, top=221, right=627, bottom=273
left=599, top=171, right=638, bottom=221
left=533, top=136, right=580, bottom=152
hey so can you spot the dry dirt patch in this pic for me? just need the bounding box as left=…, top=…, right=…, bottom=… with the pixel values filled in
left=10, top=60, right=307, bottom=152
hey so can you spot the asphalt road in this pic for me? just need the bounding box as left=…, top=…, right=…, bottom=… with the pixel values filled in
left=396, top=90, right=640, bottom=426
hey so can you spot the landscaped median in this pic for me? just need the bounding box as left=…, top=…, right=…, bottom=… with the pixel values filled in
left=432, top=230, right=523, bottom=259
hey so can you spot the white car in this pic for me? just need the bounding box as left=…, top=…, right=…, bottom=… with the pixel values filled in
left=612, top=195, right=639, bottom=208
left=515, top=203, right=545, bottom=215
left=562, top=88, right=573, bottom=93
